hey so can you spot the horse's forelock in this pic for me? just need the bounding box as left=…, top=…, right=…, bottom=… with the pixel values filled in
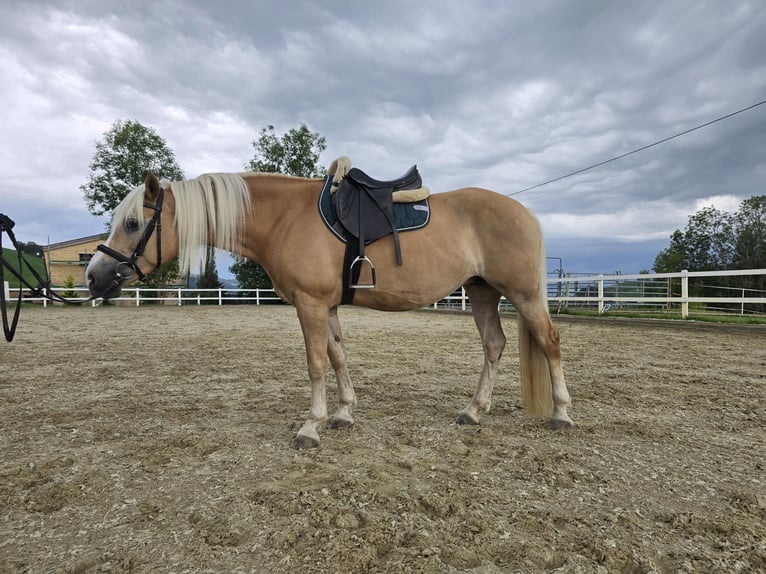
left=112, top=184, right=149, bottom=229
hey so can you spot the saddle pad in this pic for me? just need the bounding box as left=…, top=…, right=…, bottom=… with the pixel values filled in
left=318, top=175, right=430, bottom=243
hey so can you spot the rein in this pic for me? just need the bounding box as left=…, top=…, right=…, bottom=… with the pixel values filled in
left=0, top=186, right=165, bottom=342
left=0, top=213, right=97, bottom=342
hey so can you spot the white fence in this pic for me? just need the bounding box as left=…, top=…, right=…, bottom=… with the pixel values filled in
left=13, top=287, right=282, bottom=307
left=431, top=269, right=766, bottom=318
left=6, top=268, right=766, bottom=318
left=545, top=269, right=766, bottom=318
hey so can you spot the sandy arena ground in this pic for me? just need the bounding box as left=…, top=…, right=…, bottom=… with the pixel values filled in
left=1, top=305, right=764, bottom=573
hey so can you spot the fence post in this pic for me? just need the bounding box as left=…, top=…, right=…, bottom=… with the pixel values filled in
left=135, top=288, right=140, bottom=307
left=598, top=275, right=604, bottom=313
left=43, top=287, right=48, bottom=308
left=741, top=288, right=745, bottom=316
left=218, top=288, right=223, bottom=305
left=462, top=287, right=467, bottom=311
left=681, top=269, right=689, bottom=319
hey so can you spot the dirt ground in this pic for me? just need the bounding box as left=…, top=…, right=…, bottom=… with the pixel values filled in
left=0, top=305, right=764, bottom=574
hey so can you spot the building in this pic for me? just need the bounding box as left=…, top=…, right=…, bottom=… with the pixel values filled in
left=45, top=234, right=187, bottom=291
left=46, top=234, right=105, bottom=286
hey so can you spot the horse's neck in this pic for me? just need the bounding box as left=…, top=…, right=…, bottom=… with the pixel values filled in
left=232, top=176, right=323, bottom=262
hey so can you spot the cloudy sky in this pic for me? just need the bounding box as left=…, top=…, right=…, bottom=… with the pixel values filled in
left=1, top=1, right=765, bottom=276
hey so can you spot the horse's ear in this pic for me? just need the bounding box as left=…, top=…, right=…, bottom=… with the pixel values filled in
left=145, top=173, right=161, bottom=202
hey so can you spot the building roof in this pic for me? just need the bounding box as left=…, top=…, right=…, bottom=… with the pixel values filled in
left=47, top=234, right=106, bottom=251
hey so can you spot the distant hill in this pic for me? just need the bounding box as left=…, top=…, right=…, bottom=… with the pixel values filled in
left=1, top=247, right=47, bottom=289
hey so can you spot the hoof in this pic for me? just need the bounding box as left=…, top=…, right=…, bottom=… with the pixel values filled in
left=292, top=434, right=320, bottom=449
left=456, top=412, right=480, bottom=426
left=547, top=419, right=574, bottom=431
left=328, top=416, right=354, bottom=430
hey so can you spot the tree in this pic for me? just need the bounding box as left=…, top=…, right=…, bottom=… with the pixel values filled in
left=733, top=196, right=766, bottom=302
left=734, top=195, right=766, bottom=271
left=653, top=196, right=766, bottom=311
left=246, top=123, right=327, bottom=178
left=81, top=119, right=185, bottom=217
left=61, top=274, right=77, bottom=298
left=232, top=124, right=327, bottom=291
left=193, top=246, right=223, bottom=304
left=16, top=241, right=44, bottom=258
left=230, top=256, right=272, bottom=291
left=81, top=119, right=185, bottom=288
left=143, top=257, right=181, bottom=292
left=653, top=206, right=735, bottom=273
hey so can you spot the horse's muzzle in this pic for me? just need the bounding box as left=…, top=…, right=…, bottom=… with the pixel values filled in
left=86, top=269, right=125, bottom=300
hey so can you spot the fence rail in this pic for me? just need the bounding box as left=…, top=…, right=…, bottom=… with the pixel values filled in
left=4, top=286, right=282, bottom=307
left=543, top=269, right=766, bottom=318
left=428, top=269, right=766, bottom=317
left=5, top=268, right=766, bottom=318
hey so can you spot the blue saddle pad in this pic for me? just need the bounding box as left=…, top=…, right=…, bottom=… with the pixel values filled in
left=318, top=175, right=430, bottom=243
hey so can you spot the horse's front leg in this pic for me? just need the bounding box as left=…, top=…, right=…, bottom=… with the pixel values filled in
left=293, top=300, right=331, bottom=449
left=327, top=307, right=356, bottom=429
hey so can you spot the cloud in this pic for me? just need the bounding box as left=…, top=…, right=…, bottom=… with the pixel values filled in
left=0, top=0, right=765, bottom=275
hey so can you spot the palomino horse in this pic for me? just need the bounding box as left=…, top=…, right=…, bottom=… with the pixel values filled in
left=86, top=169, right=573, bottom=448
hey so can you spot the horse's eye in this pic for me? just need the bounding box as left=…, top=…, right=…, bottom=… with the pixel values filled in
left=125, top=218, right=140, bottom=232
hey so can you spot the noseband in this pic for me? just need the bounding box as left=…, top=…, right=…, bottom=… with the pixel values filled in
left=96, top=186, right=164, bottom=282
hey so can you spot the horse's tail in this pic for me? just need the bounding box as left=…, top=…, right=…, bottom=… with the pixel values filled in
left=517, top=235, right=554, bottom=417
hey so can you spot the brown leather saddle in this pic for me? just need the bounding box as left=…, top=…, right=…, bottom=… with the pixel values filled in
left=333, top=165, right=422, bottom=297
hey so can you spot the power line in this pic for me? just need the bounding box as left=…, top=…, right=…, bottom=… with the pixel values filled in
left=509, top=98, right=766, bottom=197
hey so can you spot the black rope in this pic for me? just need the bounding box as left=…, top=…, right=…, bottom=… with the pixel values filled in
left=0, top=214, right=23, bottom=341
left=1, top=213, right=95, bottom=342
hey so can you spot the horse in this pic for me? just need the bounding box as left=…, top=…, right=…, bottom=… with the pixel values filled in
left=85, top=168, right=573, bottom=448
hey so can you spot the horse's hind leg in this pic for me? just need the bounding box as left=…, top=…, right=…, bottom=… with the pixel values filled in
left=516, top=299, right=573, bottom=429
left=457, top=283, right=506, bottom=425
left=327, top=307, right=356, bottom=429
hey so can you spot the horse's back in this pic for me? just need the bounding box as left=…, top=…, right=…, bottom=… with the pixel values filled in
left=428, top=187, right=543, bottom=250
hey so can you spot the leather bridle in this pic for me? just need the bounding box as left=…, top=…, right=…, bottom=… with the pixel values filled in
left=0, top=190, right=166, bottom=342
left=96, top=186, right=165, bottom=282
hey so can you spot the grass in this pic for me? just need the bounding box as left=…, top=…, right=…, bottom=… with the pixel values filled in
left=554, top=306, right=766, bottom=325
left=1, top=247, right=48, bottom=289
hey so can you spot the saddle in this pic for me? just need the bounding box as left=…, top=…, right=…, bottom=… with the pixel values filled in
left=328, top=156, right=426, bottom=299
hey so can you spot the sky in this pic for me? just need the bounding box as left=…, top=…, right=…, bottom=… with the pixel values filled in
left=1, top=0, right=765, bottom=278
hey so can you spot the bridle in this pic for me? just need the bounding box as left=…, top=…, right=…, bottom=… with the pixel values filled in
left=96, top=186, right=165, bottom=282
left=0, top=187, right=165, bottom=342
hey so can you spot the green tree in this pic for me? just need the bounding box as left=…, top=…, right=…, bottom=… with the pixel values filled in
left=16, top=241, right=44, bottom=258
left=733, top=195, right=766, bottom=270
left=193, top=246, right=223, bottom=304
left=654, top=196, right=766, bottom=311
left=653, top=229, right=688, bottom=274
left=232, top=124, right=327, bottom=292
left=81, top=119, right=184, bottom=289
left=61, top=274, right=77, bottom=298
left=230, top=256, right=273, bottom=291
left=143, top=257, right=181, bottom=292
left=653, top=206, right=735, bottom=273
left=733, top=195, right=766, bottom=305
left=246, top=123, right=327, bottom=177
left=81, top=119, right=185, bottom=217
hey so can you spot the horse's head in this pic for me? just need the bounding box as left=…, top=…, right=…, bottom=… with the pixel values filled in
left=86, top=173, right=178, bottom=299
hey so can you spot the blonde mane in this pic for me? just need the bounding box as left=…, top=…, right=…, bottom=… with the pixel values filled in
left=112, top=173, right=252, bottom=275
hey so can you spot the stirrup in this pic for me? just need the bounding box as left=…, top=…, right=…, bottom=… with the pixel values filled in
left=349, top=256, right=376, bottom=289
